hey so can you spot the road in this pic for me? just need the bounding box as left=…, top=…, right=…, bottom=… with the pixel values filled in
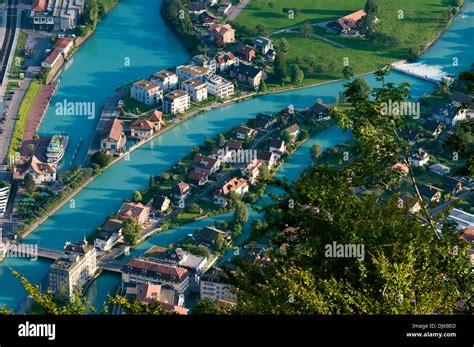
left=431, top=189, right=473, bottom=217
left=226, top=0, right=249, bottom=22
left=269, top=23, right=346, bottom=49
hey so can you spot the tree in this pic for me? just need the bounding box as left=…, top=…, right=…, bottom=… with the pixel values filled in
left=214, top=234, right=226, bottom=253
left=365, top=0, right=379, bottom=15
left=255, top=24, right=266, bottom=36
left=342, top=66, right=355, bottom=79
left=299, top=23, right=313, bottom=38
left=311, top=143, right=323, bottom=160
left=91, top=151, right=111, bottom=168
left=298, top=129, right=309, bottom=141
left=24, top=173, right=36, bottom=194
left=279, top=38, right=289, bottom=53
left=357, top=13, right=378, bottom=36
left=218, top=134, right=226, bottom=146
left=187, top=203, right=201, bottom=213
left=122, top=217, right=142, bottom=246
left=273, top=49, right=287, bottom=83
left=291, top=64, right=304, bottom=85
left=234, top=202, right=249, bottom=224
left=132, top=191, right=142, bottom=203
left=343, top=77, right=371, bottom=104
left=371, top=32, right=400, bottom=48
left=258, top=164, right=272, bottom=183
left=259, top=79, right=267, bottom=92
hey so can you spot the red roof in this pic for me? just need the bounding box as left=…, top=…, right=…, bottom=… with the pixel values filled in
left=55, top=37, right=74, bottom=50
left=131, top=119, right=154, bottom=131
left=338, top=9, right=366, bottom=30
left=31, top=0, right=47, bottom=12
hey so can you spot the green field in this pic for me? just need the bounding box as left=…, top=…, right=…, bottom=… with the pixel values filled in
left=234, top=0, right=458, bottom=85
left=7, top=80, right=43, bottom=162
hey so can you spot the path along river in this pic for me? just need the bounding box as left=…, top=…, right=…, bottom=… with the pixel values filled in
left=0, top=0, right=472, bottom=311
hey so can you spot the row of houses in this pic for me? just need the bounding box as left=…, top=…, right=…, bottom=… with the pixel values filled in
left=41, top=37, right=74, bottom=70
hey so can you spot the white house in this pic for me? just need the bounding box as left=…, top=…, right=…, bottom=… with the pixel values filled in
left=411, top=148, right=430, bottom=167
left=213, top=177, right=249, bottom=207
left=16, top=156, right=57, bottom=184
left=163, top=91, right=191, bottom=115
left=94, top=219, right=123, bottom=251
left=206, top=75, right=235, bottom=99
left=130, top=80, right=162, bottom=105
left=150, top=70, right=179, bottom=93
left=176, top=65, right=211, bottom=82
left=130, top=119, right=155, bottom=139
left=181, top=79, right=208, bottom=103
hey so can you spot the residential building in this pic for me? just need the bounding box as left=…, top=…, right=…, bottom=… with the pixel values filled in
left=217, top=3, right=232, bottom=15
left=31, top=0, right=84, bottom=31
left=206, top=75, right=235, bottom=99
left=193, top=154, right=220, bottom=175
left=269, top=138, right=286, bottom=155
left=196, top=226, right=232, bottom=247
left=215, top=52, right=237, bottom=72
left=448, top=209, right=474, bottom=230
left=101, top=118, right=126, bottom=153
left=148, top=110, right=165, bottom=131
left=411, top=148, right=430, bottom=167
left=311, top=102, right=331, bottom=120
left=399, top=194, right=421, bottom=214
left=229, top=63, right=264, bottom=89
left=152, top=195, right=171, bottom=213
left=172, top=181, right=191, bottom=200
left=242, top=159, right=264, bottom=184
left=213, top=177, right=249, bottom=207
left=423, top=120, right=444, bottom=138
left=419, top=184, right=444, bottom=203
left=234, top=44, right=257, bottom=62
left=208, top=23, right=235, bottom=46
left=121, top=258, right=189, bottom=294
left=254, top=36, right=274, bottom=55
left=149, top=247, right=208, bottom=276
left=0, top=181, right=11, bottom=218
left=432, top=102, right=468, bottom=126
left=192, top=54, right=217, bottom=73
left=285, top=124, right=301, bottom=141
left=133, top=283, right=188, bottom=314
left=130, top=80, right=162, bottom=105
left=150, top=70, right=179, bottom=93
left=187, top=2, right=207, bottom=14
left=94, top=219, right=123, bottom=251
left=117, top=202, right=151, bottom=225
left=181, top=79, right=208, bottom=103
left=257, top=150, right=278, bottom=168
left=200, top=267, right=236, bottom=303
left=442, top=176, right=463, bottom=194
left=392, top=162, right=409, bottom=177
left=187, top=170, right=209, bottom=186
left=48, top=240, right=97, bottom=300
left=163, top=90, right=191, bottom=115
left=234, top=125, right=257, bottom=140
left=41, top=48, right=63, bottom=69
left=16, top=156, right=57, bottom=184
left=452, top=91, right=474, bottom=110
left=130, top=119, right=154, bottom=139
left=429, top=163, right=451, bottom=176
left=254, top=113, right=277, bottom=130
left=401, top=129, right=422, bottom=145
left=335, top=10, right=367, bottom=35
left=55, top=37, right=74, bottom=55
left=196, top=11, right=217, bottom=25
left=176, top=64, right=211, bottom=82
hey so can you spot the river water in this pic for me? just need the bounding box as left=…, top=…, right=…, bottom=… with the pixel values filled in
left=1, top=0, right=472, bottom=311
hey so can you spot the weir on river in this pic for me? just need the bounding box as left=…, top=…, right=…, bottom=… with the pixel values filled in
left=0, top=0, right=472, bottom=311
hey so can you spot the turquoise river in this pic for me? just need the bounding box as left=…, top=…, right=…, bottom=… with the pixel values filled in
left=0, top=0, right=472, bottom=311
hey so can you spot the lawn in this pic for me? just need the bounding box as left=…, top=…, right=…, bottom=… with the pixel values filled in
left=7, top=80, right=43, bottom=161
left=10, top=30, right=27, bottom=78
left=234, top=0, right=458, bottom=85
left=122, top=96, right=158, bottom=114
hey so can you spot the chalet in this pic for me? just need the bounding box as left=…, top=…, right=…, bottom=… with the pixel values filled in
left=242, top=159, right=264, bottom=184
left=208, top=23, right=235, bottom=46
left=215, top=52, right=237, bottom=72
left=399, top=195, right=421, bottom=214
left=269, top=139, right=286, bottom=154
left=130, top=119, right=155, bottom=139
left=441, top=176, right=463, bottom=194
left=101, top=118, right=126, bottom=153
left=411, top=148, right=430, bottom=167
left=229, top=64, right=264, bottom=89
left=429, top=163, right=451, bottom=176
left=94, top=219, right=123, bottom=251
left=234, top=126, right=257, bottom=140
left=117, top=202, right=151, bottom=225
left=213, top=177, right=249, bottom=207
left=172, top=181, right=191, bottom=200
left=432, top=102, right=467, bottom=126
left=254, top=113, right=277, bottom=130
left=419, top=184, right=444, bottom=203
left=16, top=156, right=56, bottom=184
left=192, top=154, right=220, bottom=175
left=257, top=150, right=278, bottom=168
left=233, top=44, right=256, bottom=62
left=423, top=120, right=444, bottom=138
left=335, top=10, right=367, bottom=35
left=196, top=226, right=232, bottom=247
left=285, top=124, right=301, bottom=141
left=196, top=11, right=217, bottom=25
left=187, top=170, right=209, bottom=187
left=148, top=110, right=165, bottom=131
left=311, top=102, right=330, bottom=120
left=152, top=195, right=171, bottom=213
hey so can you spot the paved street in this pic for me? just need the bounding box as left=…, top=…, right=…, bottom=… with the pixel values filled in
left=226, top=0, right=249, bottom=22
